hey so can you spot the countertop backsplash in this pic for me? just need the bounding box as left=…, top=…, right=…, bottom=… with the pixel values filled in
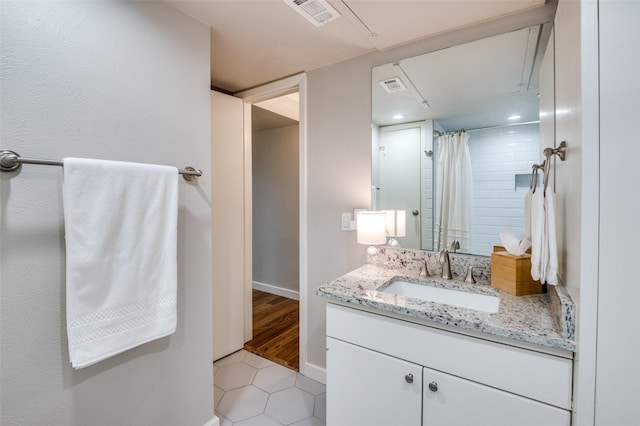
left=373, top=246, right=492, bottom=284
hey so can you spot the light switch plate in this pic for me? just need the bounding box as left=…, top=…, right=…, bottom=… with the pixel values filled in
left=341, top=213, right=352, bottom=231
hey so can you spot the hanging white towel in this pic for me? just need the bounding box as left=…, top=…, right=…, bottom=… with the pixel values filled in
left=544, top=187, right=558, bottom=285
left=524, top=188, right=533, bottom=240
left=530, top=186, right=559, bottom=285
left=63, top=158, right=178, bottom=369
left=530, top=189, right=545, bottom=282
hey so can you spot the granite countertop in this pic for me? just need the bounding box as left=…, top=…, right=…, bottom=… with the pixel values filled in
left=317, top=264, right=576, bottom=352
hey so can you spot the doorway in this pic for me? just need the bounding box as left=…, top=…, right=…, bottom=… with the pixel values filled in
left=377, top=122, right=425, bottom=249
left=236, top=74, right=307, bottom=374
left=245, top=96, right=301, bottom=370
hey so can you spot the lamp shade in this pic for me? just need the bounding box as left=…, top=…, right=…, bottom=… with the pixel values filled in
left=395, top=210, right=406, bottom=237
left=356, top=211, right=387, bottom=245
left=382, top=210, right=406, bottom=238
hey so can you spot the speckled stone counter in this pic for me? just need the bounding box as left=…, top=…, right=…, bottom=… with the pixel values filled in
left=317, top=248, right=576, bottom=352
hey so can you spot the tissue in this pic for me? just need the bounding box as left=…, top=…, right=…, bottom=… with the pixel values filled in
left=499, top=231, right=531, bottom=256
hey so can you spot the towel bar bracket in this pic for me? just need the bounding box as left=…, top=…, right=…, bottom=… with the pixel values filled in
left=0, top=150, right=202, bottom=182
left=543, top=141, right=567, bottom=162
left=1, top=150, right=25, bottom=171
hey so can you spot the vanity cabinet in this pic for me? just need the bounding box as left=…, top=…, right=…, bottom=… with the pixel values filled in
left=327, top=337, right=422, bottom=425
left=326, top=303, right=573, bottom=426
left=422, top=367, right=569, bottom=425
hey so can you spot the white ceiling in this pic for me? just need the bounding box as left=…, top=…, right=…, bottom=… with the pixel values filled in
left=165, top=0, right=546, bottom=93
left=372, top=24, right=550, bottom=131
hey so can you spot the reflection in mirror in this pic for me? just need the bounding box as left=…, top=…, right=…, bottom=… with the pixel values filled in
left=372, top=24, right=553, bottom=256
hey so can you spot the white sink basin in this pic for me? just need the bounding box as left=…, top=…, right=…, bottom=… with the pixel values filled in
left=380, top=280, right=500, bottom=313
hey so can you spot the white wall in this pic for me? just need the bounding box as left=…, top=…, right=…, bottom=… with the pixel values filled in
left=557, top=1, right=640, bottom=423
left=553, top=1, right=598, bottom=424
left=0, top=2, right=213, bottom=425
left=306, top=56, right=373, bottom=376
left=468, top=124, right=541, bottom=254
left=594, top=0, right=640, bottom=424
left=252, top=124, right=300, bottom=296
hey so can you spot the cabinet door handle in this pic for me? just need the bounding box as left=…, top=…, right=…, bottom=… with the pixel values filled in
left=404, top=374, right=414, bottom=383
left=428, top=381, right=438, bottom=392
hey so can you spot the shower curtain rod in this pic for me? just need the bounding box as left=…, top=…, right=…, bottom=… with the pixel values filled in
left=435, top=120, right=540, bottom=136
left=0, top=150, right=202, bottom=182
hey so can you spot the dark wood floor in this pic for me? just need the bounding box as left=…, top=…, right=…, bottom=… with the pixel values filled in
left=244, top=289, right=300, bottom=371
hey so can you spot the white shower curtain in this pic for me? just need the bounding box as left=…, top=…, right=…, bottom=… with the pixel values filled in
left=435, top=131, right=473, bottom=252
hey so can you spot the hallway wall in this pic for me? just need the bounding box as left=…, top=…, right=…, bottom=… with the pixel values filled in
left=252, top=124, right=300, bottom=297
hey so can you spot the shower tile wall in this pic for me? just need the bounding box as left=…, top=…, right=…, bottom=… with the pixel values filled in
left=422, top=120, right=434, bottom=250
left=467, top=123, right=540, bottom=254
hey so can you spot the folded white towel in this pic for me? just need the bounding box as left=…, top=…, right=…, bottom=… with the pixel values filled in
left=63, top=158, right=178, bottom=369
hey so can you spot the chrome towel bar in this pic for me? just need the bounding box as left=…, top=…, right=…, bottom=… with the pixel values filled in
left=0, top=150, right=202, bottom=182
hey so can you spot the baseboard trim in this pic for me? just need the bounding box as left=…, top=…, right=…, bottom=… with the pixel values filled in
left=300, top=360, right=326, bottom=385
left=202, top=415, right=220, bottom=426
left=252, top=281, right=300, bottom=301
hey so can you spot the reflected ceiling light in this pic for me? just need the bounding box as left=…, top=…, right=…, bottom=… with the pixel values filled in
left=392, top=114, right=405, bottom=120
left=508, top=115, right=521, bottom=120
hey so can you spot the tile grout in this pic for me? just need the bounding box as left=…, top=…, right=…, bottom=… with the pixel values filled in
left=214, top=349, right=326, bottom=425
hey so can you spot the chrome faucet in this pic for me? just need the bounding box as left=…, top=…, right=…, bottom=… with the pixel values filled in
left=411, top=257, right=429, bottom=277
left=438, top=249, right=453, bottom=280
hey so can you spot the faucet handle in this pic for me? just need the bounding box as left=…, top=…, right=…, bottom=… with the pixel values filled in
left=437, top=249, right=453, bottom=280
left=464, top=266, right=477, bottom=284
left=411, top=257, right=430, bottom=277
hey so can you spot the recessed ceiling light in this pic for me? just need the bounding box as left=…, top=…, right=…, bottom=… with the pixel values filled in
left=392, top=114, right=405, bottom=120
left=508, top=115, right=521, bottom=120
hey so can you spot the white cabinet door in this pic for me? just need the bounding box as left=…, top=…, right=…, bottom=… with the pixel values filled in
left=423, top=367, right=571, bottom=426
left=327, top=337, right=422, bottom=426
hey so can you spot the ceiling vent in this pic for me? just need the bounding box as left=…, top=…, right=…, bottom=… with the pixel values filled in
left=284, top=0, right=341, bottom=27
left=379, top=77, right=407, bottom=94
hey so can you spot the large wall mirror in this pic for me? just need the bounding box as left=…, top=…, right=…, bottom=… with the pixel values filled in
left=371, top=23, right=554, bottom=256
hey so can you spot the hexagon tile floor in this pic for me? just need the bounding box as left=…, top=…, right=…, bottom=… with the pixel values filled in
left=214, top=350, right=326, bottom=425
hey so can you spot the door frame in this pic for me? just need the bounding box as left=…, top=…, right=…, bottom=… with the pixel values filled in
left=236, top=73, right=311, bottom=376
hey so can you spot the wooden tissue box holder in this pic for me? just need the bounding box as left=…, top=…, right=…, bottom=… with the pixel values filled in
left=490, top=246, right=542, bottom=296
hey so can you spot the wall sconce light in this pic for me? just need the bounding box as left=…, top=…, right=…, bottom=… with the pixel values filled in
left=383, top=210, right=406, bottom=246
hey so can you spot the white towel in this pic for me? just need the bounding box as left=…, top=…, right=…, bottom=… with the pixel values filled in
left=523, top=189, right=533, bottom=240
left=63, top=158, right=178, bottom=369
left=544, top=188, right=558, bottom=285
left=530, top=187, right=559, bottom=285
left=530, top=189, right=545, bottom=282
